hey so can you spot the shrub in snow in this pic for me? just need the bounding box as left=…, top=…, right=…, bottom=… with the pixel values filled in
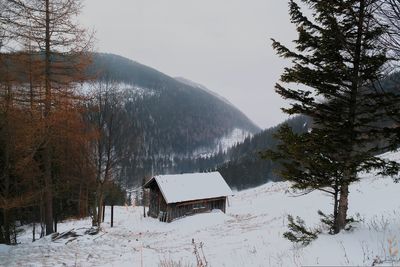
left=317, top=210, right=335, bottom=233
left=283, top=215, right=319, bottom=246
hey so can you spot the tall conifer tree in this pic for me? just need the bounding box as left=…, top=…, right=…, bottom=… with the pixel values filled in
left=265, top=0, right=400, bottom=233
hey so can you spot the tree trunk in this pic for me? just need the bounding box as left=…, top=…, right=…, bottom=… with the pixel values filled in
left=91, top=200, right=98, bottom=227
left=334, top=0, right=365, bottom=236
left=43, top=0, right=53, bottom=236
left=85, top=187, right=89, bottom=218
left=32, top=221, right=36, bottom=242
left=111, top=205, right=114, bottom=228
left=3, top=209, right=10, bottom=245
left=39, top=195, right=45, bottom=238
left=94, top=183, right=104, bottom=227
left=97, top=196, right=103, bottom=227
left=336, top=184, right=349, bottom=233
left=0, top=217, right=4, bottom=244
left=54, top=209, right=57, bottom=233
left=102, top=202, right=105, bottom=223
left=78, top=182, right=87, bottom=218
left=333, top=0, right=364, bottom=234
left=11, top=223, right=16, bottom=244
left=43, top=148, right=53, bottom=235
left=78, top=183, right=82, bottom=217
left=2, top=112, right=11, bottom=244
left=332, top=187, right=340, bottom=234
left=142, top=181, right=146, bottom=218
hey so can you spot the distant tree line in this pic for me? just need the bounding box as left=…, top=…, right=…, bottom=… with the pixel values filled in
left=218, top=116, right=311, bottom=190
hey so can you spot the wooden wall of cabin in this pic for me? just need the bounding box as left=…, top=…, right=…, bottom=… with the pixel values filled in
left=148, top=184, right=160, bottom=218
left=166, top=197, right=226, bottom=222
left=148, top=182, right=169, bottom=219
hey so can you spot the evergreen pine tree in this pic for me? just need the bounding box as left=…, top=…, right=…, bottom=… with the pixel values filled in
left=264, top=0, right=400, bottom=234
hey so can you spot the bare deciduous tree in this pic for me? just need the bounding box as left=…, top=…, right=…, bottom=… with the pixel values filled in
left=378, top=0, right=400, bottom=60
left=87, top=82, right=132, bottom=227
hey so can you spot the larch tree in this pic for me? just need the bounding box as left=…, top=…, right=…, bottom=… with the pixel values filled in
left=264, top=0, right=400, bottom=234
left=4, top=0, right=92, bottom=235
left=0, top=52, right=45, bottom=244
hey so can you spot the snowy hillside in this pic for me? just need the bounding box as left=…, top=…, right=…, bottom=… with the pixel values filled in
left=192, top=128, right=252, bottom=158
left=1, top=152, right=400, bottom=266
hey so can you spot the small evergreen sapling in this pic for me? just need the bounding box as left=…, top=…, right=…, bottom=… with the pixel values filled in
left=283, top=215, right=319, bottom=246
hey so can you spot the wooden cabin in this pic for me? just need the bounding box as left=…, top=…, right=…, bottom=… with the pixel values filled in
left=144, top=172, right=233, bottom=222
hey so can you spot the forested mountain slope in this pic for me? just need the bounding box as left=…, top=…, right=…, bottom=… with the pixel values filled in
left=87, top=53, right=260, bottom=186
left=217, top=115, right=311, bottom=189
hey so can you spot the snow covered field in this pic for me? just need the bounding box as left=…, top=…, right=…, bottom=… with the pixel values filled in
left=1, top=154, right=400, bottom=266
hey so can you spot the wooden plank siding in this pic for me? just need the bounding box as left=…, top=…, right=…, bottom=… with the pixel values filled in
left=167, top=197, right=226, bottom=222
left=148, top=182, right=167, bottom=218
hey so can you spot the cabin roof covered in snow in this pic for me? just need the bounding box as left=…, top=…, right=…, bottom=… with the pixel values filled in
left=144, top=172, right=233, bottom=204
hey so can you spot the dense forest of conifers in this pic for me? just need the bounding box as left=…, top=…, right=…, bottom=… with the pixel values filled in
left=217, top=116, right=312, bottom=189
left=167, top=115, right=311, bottom=189
left=88, top=53, right=260, bottom=187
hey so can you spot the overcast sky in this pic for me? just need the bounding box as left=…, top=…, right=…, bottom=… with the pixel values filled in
left=81, top=0, right=297, bottom=129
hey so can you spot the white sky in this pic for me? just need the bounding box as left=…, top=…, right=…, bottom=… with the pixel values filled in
left=81, top=0, right=297, bottom=129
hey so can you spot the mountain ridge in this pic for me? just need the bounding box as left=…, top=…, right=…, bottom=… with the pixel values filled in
left=174, top=76, right=234, bottom=107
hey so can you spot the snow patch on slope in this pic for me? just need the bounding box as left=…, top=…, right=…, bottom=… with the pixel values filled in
left=77, top=82, right=158, bottom=98
left=192, top=128, right=252, bottom=158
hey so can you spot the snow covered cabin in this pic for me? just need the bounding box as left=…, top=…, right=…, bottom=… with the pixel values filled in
left=144, top=172, right=233, bottom=222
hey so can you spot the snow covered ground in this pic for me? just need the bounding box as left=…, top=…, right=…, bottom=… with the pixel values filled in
left=1, top=153, right=400, bottom=266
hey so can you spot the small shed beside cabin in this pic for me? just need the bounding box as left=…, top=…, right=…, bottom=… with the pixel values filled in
left=144, top=172, right=233, bottom=222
